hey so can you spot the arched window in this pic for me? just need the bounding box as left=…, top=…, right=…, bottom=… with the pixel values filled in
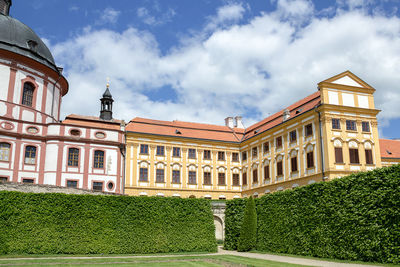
left=93, top=150, right=104, bottom=168
left=0, top=143, right=11, bottom=161
left=24, top=146, right=36, bottom=164
left=68, top=148, right=79, bottom=167
left=22, top=82, right=34, bottom=107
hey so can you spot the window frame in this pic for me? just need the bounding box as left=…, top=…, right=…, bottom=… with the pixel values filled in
left=203, top=171, right=211, bottom=185
left=92, top=181, right=104, bottom=191
left=93, top=150, right=105, bottom=169
left=139, top=167, right=148, bottom=182
left=263, top=142, right=269, bottom=154
left=252, top=169, right=258, bottom=183
left=362, top=121, right=370, bottom=132
left=24, top=145, right=37, bottom=165
left=156, top=169, right=165, bottom=183
left=242, top=172, right=247, bottom=185
left=349, top=148, right=360, bottom=164
left=365, top=149, right=373, bottom=164
left=188, top=148, right=196, bottom=159
left=232, top=173, right=240, bottom=186
left=218, top=151, right=225, bottom=161
left=188, top=171, right=197, bottom=184
left=67, top=147, right=80, bottom=167
left=172, top=147, right=181, bottom=157
left=172, top=170, right=181, bottom=183
left=276, top=136, right=283, bottom=149
left=252, top=147, right=258, bottom=158
left=276, top=161, right=283, bottom=176
left=232, top=152, right=239, bottom=162
left=346, top=120, right=357, bottom=131
left=335, top=147, right=344, bottom=163
left=291, top=156, right=298, bottom=172
left=264, top=165, right=270, bottom=180
left=306, top=151, right=314, bottom=168
left=203, top=150, right=211, bottom=160
left=305, top=124, right=313, bottom=137
left=156, top=145, right=165, bottom=156
left=140, top=144, right=149, bottom=155
left=289, top=130, right=297, bottom=143
left=218, top=172, right=226, bottom=185
left=241, top=151, right=247, bottom=161
left=66, top=179, right=78, bottom=188
left=332, top=118, right=341, bottom=130
left=21, top=82, right=35, bottom=107
left=0, top=142, right=11, bottom=162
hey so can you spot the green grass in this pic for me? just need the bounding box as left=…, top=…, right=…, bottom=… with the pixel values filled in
left=0, top=255, right=310, bottom=266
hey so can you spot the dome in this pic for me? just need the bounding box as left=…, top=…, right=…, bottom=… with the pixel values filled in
left=0, top=14, right=57, bottom=71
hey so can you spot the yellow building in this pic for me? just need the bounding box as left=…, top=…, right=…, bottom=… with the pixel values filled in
left=124, top=71, right=399, bottom=199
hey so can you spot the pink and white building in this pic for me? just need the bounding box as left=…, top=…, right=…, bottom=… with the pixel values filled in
left=0, top=0, right=125, bottom=193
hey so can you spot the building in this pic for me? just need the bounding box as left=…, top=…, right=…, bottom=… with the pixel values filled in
left=0, top=0, right=125, bottom=193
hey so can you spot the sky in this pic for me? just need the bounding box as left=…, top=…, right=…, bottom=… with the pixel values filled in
left=11, top=0, right=400, bottom=138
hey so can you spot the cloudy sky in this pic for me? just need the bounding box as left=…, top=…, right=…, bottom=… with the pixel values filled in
left=12, top=0, right=400, bottom=138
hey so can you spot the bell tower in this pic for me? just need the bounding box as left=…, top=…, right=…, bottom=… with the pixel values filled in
left=0, top=0, right=11, bottom=16
left=100, top=79, right=114, bottom=120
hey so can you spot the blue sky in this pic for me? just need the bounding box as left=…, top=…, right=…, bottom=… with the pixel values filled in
left=11, top=0, right=400, bottom=138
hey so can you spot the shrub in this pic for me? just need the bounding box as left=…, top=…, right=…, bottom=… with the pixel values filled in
left=237, top=196, right=257, bottom=252
left=223, top=198, right=246, bottom=250
left=0, top=192, right=217, bottom=255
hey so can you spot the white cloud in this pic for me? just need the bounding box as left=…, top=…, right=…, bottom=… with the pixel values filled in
left=53, top=3, right=400, bottom=136
left=97, top=7, right=121, bottom=25
left=137, top=6, right=176, bottom=26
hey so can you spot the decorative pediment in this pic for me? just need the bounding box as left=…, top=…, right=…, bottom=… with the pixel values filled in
left=319, top=70, right=374, bottom=90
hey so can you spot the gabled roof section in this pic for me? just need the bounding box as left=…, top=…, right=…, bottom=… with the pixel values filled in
left=380, top=139, right=400, bottom=159
left=62, top=114, right=122, bottom=130
left=243, top=91, right=321, bottom=140
left=318, top=70, right=374, bottom=90
left=127, top=117, right=244, bottom=143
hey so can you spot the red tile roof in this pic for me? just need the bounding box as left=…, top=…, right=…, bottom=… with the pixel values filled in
left=380, top=139, right=400, bottom=159
left=62, top=114, right=122, bottom=130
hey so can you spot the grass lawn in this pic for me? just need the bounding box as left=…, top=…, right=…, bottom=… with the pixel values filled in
left=0, top=255, right=311, bottom=266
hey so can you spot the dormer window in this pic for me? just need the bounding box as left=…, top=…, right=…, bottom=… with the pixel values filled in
left=22, top=82, right=34, bottom=107
left=27, top=40, right=38, bottom=52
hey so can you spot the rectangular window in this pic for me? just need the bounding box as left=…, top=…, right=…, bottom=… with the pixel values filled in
left=232, top=152, right=239, bottom=162
left=242, top=151, right=247, bottom=161
left=252, top=169, right=258, bottom=183
left=0, top=143, right=10, bottom=161
left=291, top=157, right=298, bottom=172
left=305, top=124, right=313, bottom=137
left=218, top=151, right=225, bottom=161
left=172, top=170, right=180, bottom=183
left=188, top=171, right=196, bottom=184
left=188, top=148, right=196, bottom=159
left=156, top=146, right=165, bottom=156
left=22, top=178, right=34, bottom=184
left=252, top=147, right=258, bottom=158
left=0, top=177, right=7, bottom=183
left=306, top=151, right=314, bottom=168
left=203, top=172, right=211, bottom=185
left=139, top=168, right=148, bottom=182
left=24, top=146, right=36, bottom=164
left=264, top=165, right=270, bottom=180
left=68, top=148, right=79, bottom=167
left=92, top=181, right=103, bottom=191
left=156, top=169, right=165, bottom=183
left=242, top=172, right=247, bottom=185
left=172, top=147, right=181, bottom=157
left=349, top=148, right=360, bottom=164
left=332, top=118, right=341, bottom=130
left=277, top=161, right=283, bottom=176
left=93, top=150, right=104, bottom=168
left=335, top=147, right=343, bottom=163
left=346, top=120, right=357, bottom=131
left=276, top=136, right=282, bottom=149
left=362, top=122, right=370, bottom=132
left=203, top=150, right=211, bottom=160
left=263, top=142, right=269, bottom=153
left=218, top=173, right=226, bottom=185
left=22, top=83, right=34, bottom=107
left=289, top=130, right=297, bottom=143
left=365, top=149, right=373, bottom=164
left=232, top=173, right=240, bottom=186
left=140, top=144, right=149, bottom=154
left=66, top=180, right=78, bottom=188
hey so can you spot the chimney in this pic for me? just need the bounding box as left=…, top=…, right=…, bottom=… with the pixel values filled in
left=234, top=116, right=245, bottom=129
left=0, top=0, right=11, bottom=16
left=283, top=109, right=290, bottom=121
left=225, top=117, right=234, bottom=128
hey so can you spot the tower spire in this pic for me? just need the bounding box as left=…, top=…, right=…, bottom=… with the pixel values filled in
left=100, top=78, right=114, bottom=120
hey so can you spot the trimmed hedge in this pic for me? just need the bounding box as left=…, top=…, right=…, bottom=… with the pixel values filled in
left=223, top=198, right=246, bottom=250
left=224, top=165, right=400, bottom=264
left=0, top=192, right=217, bottom=254
left=237, top=196, right=257, bottom=252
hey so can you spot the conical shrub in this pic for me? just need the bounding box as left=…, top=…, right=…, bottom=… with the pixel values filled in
left=237, top=196, right=257, bottom=252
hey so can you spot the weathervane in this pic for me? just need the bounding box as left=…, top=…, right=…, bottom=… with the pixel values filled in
left=106, top=77, right=110, bottom=89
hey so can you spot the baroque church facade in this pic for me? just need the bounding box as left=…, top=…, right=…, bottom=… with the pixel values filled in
left=0, top=0, right=399, bottom=199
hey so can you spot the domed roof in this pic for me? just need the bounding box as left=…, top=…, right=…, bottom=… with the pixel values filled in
left=0, top=13, right=57, bottom=71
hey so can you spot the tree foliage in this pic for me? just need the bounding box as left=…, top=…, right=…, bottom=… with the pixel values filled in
left=237, top=196, right=257, bottom=252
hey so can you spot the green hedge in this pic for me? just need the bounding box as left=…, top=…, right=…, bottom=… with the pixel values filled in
left=224, top=165, right=400, bottom=264
left=223, top=198, right=246, bottom=250
left=237, top=196, right=257, bottom=252
left=0, top=192, right=217, bottom=255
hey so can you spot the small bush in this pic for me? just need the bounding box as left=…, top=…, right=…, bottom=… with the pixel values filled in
left=237, top=196, right=257, bottom=252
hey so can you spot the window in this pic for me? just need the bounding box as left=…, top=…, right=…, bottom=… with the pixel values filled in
left=263, top=142, right=269, bottom=153
left=140, top=144, right=149, bottom=154
left=218, top=151, right=225, bottom=161
left=203, top=172, right=211, bottom=185
left=305, top=124, right=313, bottom=137
left=232, top=173, right=240, bottom=186
left=24, top=146, right=36, bottom=164
left=172, top=170, right=180, bottom=183
left=22, top=178, right=34, bottom=184
left=203, top=150, right=211, bottom=160
left=335, top=147, right=343, bottom=163
left=289, top=130, right=297, bottom=143
left=277, top=161, right=283, bottom=176
left=365, top=149, right=373, bottom=164
left=92, top=181, right=103, bottom=191
left=188, top=171, right=196, bottom=184
left=173, top=147, right=181, bottom=157
left=156, top=146, right=164, bottom=156
left=242, top=151, right=247, bottom=161
left=291, top=156, right=298, bottom=172
left=0, top=177, right=7, bottom=183
left=242, top=172, right=247, bottom=185
left=139, top=168, right=148, bottom=182
left=68, top=148, right=79, bottom=167
left=70, top=129, right=80, bottom=136
left=93, top=150, right=104, bottom=168
left=349, top=148, right=359, bottom=164
left=264, top=165, right=270, bottom=180
left=346, top=120, right=357, bottom=131
left=252, top=169, right=258, bottom=183
left=332, top=118, right=341, bottom=130
left=232, top=152, right=239, bottom=162
left=362, top=122, right=370, bottom=132
left=276, top=136, right=282, bottom=149
left=188, top=148, right=196, bottom=159
left=156, top=169, right=164, bottom=183
left=0, top=143, right=11, bottom=161
left=22, top=82, right=34, bottom=107
left=218, top=173, right=225, bottom=185
left=67, top=180, right=78, bottom=188
left=306, top=151, right=314, bottom=168
left=95, top=132, right=105, bottom=139
left=107, top=182, right=114, bottom=190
